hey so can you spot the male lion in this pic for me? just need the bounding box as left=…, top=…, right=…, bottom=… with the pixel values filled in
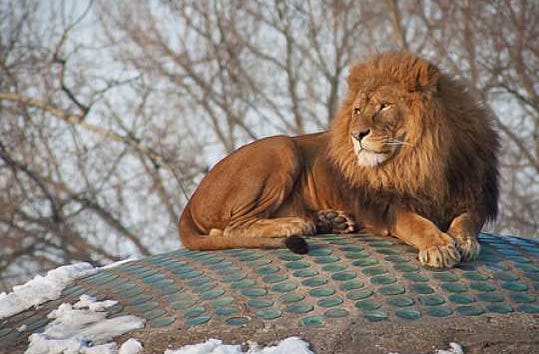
left=179, top=52, right=499, bottom=268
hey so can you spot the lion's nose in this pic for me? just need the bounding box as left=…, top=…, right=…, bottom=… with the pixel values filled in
left=352, top=129, right=370, bottom=142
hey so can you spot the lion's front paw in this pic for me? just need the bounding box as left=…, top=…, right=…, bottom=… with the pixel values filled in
left=316, top=209, right=357, bottom=234
left=419, top=242, right=461, bottom=268
left=452, top=235, right=481, bottom=262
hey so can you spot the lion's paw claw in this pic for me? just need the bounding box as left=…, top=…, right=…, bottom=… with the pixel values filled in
left=419, top=243, right=461, bottom=268
left=453, top=236, right=481, bottom=262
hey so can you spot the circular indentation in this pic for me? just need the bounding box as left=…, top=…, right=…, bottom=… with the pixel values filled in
left=363, top=310, right=388, bottom=322
left=322, top=264, right=348, bottom=272
left=515, top=264, right=539, bottom=272
left=324, top=309, right=349, bottom=318
left=516, top=304, right=539, bottom=313
left=280, top=293, right=305, bottom=303
left=239, top=254, right=263, bottom=262
left=256, top=309, right=282, bottom=319
left=469, top=282, right=496, bottom=292
left=344, top=251, right=369, bottom=259
left=494, top=272, right=519, bottom=281
left=463, top=272, right=489, bottom=281
left=395, top=309, right=421, bottom=320
left=394, top=264, right=420, bottom=273
left=256, top=265, right=280, bottom=275
left=355, top=300, right=382, bottom=310
left=278, top=253, right=304, bottom=261
left=293, top=269, right=318, bottom=278
left=340, top=246, right=363, bottom=252
left=149, top=316, right=175, bottom=327
left=127, top=294, right=153, bottom=306
left=318, top=297, right=343, bottom=308
left=187, top=316, right=211, bottom=326
left=410, top=284, right=434, bottom=294
left=159, top=286, right=182, bottom=295
left=371, top=275, right=397, bottom=285
left=340, top=280, right=364, bottom=291
left=403, top=273, right=429, bottom=282
left=302, top=277, right=328, bottom=287
left=368, top=240, right=394, bottom=247
left=171, top=299, right=195, bottom=310
left=262, top=274, right=287, bottom=284
left=433, top=273, right=459, bottom=282
left=388, top=296, right=415, bottom=307
left=426, top=306, right=453, bottom=317
left=486, top=303, right=513, bottom=314
left=456, top=305, right=484, bottom=316
left=272, top=282, right=298, bottom=292
left=299, top=315, right=324, bottom=326
left=286, top=260, right=311, bottom=269
left=183, top=307, right=206, bottom=318
left=507, top=255, right=530, bottom=263
left=181, top=270, right=203, bottom=279
left=352, top=259, right=378, bottom=267
left=211, top=297, right=234, bottom=308
left=385, top=256, right=410, bottom=263
left=0, top=328, right=13, bottom=338
left=192, top=283, right=217, bottom=293
left=216, top=306, right=239, bottom=316
left=223, top=273, right=246, bottom=282
left=362, top=267, right=388, bottom=276
left=287, top=303, right=314, bottom=314
left=144, top=309, right=167, bottom=320
left=142, top=273, right=166, bottom=283
left=241, top=287, right=267, bottom=297
left=346, top=290, right=373, bottom=300
left=225, top=317, right=249, bottom=326
left=419, top=295, right=445, bottom=306
left=441, top=283, right=468, bottom=293
left=314, top=256, right=340, bottom=264
left=231, top=279, right=256, bottom=289
left=376, top=248, right=401, bottom=255
left=378, top=285, right=405, bottom=295
left=200, top=288, right=225, bottom=300
left=501, top=282, right=528, bottom=292
left=309, top=287, right=335, bottom=297
left=309, top=248, right=333, bottom=256
left=477, top=293, right=504, bottom=302
left=511, top=294, right=536, bottom=303
left=247, top=299, right=273, bottom=308
left=448, top=294, right=475, bottom=304
left=135, top=301, right=159, bottom=312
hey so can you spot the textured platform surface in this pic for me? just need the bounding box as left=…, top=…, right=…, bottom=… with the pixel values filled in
left=1, top=233, right=538, bottom=351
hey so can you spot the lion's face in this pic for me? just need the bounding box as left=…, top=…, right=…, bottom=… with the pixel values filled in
left=348, top=85, right=411, bottom=167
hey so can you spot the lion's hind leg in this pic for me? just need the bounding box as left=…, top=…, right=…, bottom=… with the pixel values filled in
left=224, top=217, right=316, bottom=254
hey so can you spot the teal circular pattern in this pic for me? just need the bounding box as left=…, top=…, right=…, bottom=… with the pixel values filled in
left=486, top=303, right=513, bottom=314
left=448, top=294, right=475, bottom=304
left=371, top=275, right=397, bottom=285
left=331, top=272, right=357, bottom=281
left=255, top=309, right=282, bottom=319
left=456, top=305, right=485, bottom=316
left=324, top=309, right=349, bottom=318
left=302, top=277, right=328, bottom=287
left=318, top=297, right=343, bottom=308
left=299, top=315, right=324, bottom=326
left=247, top=299, right=273, bottom=308
left=241, top=287, right=267, bottom=297
left=355, top=300, right=382, bottom=310
left=293, top=269, right=318, bottom=278
left=395, top=309, right=421, bottom=320
left=363, top=310, right=389, bottom=322
left=287, top=303, right=314, bottom=314
left=378, top=285, right=405, bottom=295
left=346, top=290, right=373, bottom=300
left=388, top=296, right=415, bottom=307
left=271, top=282, right=298, bottom=292
left=425, top=306, right=453, bottom=317
left=340, top=280, right=364, bottom=291
left=280, top=293, right=304, bottom=303
left=309, top=287, right=335, bottom=297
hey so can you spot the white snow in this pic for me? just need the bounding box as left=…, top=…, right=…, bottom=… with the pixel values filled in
left=118, top=339, right=143, bottom=354
left=164, top=337, right=314, bottom=354
left=0, top=263, right=97, bottom=319
left=435, top=342, right=464, bottom=354
left=0, top=258, right=138, bottom=320
left=25, top=295, right=144, bottom=354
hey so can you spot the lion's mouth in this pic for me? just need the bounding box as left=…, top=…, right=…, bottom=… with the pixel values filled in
left=351, top=137, right=392, bottom=167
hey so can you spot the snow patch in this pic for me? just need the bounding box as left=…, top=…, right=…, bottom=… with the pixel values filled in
left=24, top=295, right=144, bottom=354
left=435, top=342, right=464, bottom=354
left=164, top=337, right=314, bottom=354
left=118, top=339, right=143, bottom=354
left=0, top=258, right=139, bottom=320
left=0, top=263, right=97, bottom=319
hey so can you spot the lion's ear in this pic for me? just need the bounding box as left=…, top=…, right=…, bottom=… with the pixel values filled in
left=412, top=60, right=440, bottom=93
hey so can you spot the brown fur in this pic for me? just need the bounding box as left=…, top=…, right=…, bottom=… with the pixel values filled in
left=179, top=52, right=499, bottom=268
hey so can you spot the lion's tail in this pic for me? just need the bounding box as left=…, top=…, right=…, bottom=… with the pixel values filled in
left=178, top=209, right=308, bottom=253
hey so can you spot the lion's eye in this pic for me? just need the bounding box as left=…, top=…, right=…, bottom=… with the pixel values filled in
left=353, top=107, right=361, bottom=115
left=380, top=103, right=392, bottom=111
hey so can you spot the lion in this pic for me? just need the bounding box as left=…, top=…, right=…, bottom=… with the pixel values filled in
left=179, top=52, right=499, bottom=268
